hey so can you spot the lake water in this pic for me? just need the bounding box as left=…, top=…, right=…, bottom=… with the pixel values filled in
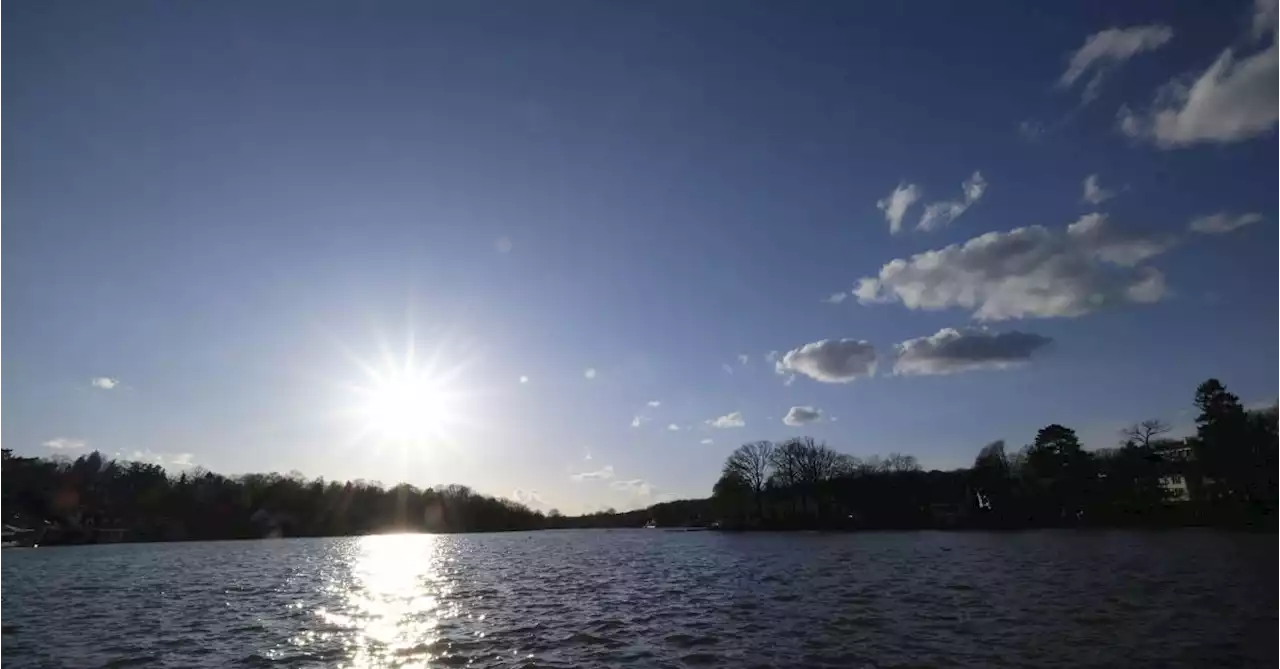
left=2, top=530, right=1275, bottom=668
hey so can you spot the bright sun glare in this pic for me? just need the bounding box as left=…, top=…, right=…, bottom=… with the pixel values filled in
left=360, top=370, right=453, bottom=441
left=348, top=337, right=471, bottom=446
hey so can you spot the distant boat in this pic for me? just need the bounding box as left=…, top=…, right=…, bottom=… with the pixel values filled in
left=643, top=519, right=657, bottom=529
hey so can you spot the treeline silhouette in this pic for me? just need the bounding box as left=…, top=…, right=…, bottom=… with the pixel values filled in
left=710, top=378, right=1276, bottom=529
left=1, top=454, right=552, bottom=541
left=3, top=377, right=1273, bottom=542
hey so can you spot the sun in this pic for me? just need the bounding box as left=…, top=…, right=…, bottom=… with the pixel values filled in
left=338, top=330, right=477, bottom=450
left=358, top=370, right=454, bottom=441
left=351, top=360, right=469, bottom=445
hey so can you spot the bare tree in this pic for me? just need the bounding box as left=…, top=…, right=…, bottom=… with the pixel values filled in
left=724, top=441, right=775, bottom=519
left=883, top=452, right=921, bottom=473
left=1120, top=419, right=1172, bottom=448
left=770, top=439, right=805, bottom=488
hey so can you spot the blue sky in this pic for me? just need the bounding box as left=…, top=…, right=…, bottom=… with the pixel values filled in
left=5, top=1, right=1276, bottom=513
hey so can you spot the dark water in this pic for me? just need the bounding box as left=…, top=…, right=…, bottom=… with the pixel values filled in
left=2, top=530, right=1275, bottom=668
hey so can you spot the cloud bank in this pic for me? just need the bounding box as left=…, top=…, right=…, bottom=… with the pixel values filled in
left=854, top=214, right=1174, bottom=321
left=775, top=339, right=877, bottom=383
left=894, top=328, right=1053, bottom=376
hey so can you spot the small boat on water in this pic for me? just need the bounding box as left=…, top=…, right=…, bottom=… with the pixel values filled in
left=643, top=519, right=657, bottom=529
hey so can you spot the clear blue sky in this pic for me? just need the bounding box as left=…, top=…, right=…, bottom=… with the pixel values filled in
left=5, top=0, right=1276, bottom=513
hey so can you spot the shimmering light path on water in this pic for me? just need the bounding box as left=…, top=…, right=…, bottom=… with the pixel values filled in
left=2, top=530, right=1274, bottom=668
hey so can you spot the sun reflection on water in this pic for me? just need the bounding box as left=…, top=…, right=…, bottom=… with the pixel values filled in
left=301, top=534, right=463, bottom=667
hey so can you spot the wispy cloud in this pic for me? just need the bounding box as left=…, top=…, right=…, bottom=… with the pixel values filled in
left=737, top=353, right=750, bottom=365
left=584, top=368, right=597, bottom=379
left=823, top=292, right=849, bottom=304
left=721, top=363, right=734, bottom=375
left=571, top=465, right=615, bottom=481
left=1188, top=212, right=1264, bottom=234
left=1118, top=6, right=1274, bottom=147
left=43, top=437, right=87, bottom=451
left=519, top=375, right=529, bottom=384
left=707, top=411, right=745, bottom=428
left=630, top=415, right=648, bottom=428
left=877, top=183, right=923, bottom=235
left=667, top=423, right=681, bottom=431
left=700, top=438, right=714, bottom=445
left=917, top=172, right=987, bottom=232
left=647, top=400, right=662, bottom=408
left=1018, top=120, right=1046, bottom=141
left=90, top=377, right=119, bottom=390
left=1082, top=174, right=1115, bottom=205
left=1060, top=24, right=1174, bottom=101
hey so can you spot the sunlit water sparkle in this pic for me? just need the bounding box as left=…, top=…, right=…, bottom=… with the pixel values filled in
left=1, top=530, right=1274, bottom=668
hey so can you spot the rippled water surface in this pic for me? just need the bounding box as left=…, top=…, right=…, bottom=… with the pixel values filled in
left=2, top=530, right=1275, bottom=668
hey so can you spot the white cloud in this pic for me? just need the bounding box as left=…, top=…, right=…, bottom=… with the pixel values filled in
left=764, top=350, right=780, bottom=363
left=630, top=415, right=648, bottom=428
left=721, top=363, right=735, bottom=375
left=1119, top=17, right=1276, bottom=147
left=519, top=375, right=529, bottom=384
left=700, top=438, right=714, bottom=444
left=823, top=292, right=849, bottom=304
left=1082, top=175, right=1115, bottom=205
left=43, top=437, right=87, bottom=451
left=855, top=214, right=1175, bottom=321
left=877, top=183, right=923, bottom=234
left=775, top=339, right=877, bottom=383
left=1189, top=211, right=1264, bottom=234
left=918, top=172, right=986, bottom=232
left=893, top=328, right=1053, bottom=376
left=609, top=479, right=653, bottom=496
left=737, top=353, right=750, bottom=365
left=584, top=368, right=597, bottom=379
left=782, top=374, right=796, bottom=386
left=666, top=423, right=681, bottom=431
left=571, top=465, right=615, bottom=481
left=512, top=488, right=546, bottom=507
left=1060, top=25, right=1174, bottom=101
left=707, top=411, right=745, bottom=428
left=783, top=406, right=823, bottom=426
left=647, top=400, right=662, bottom=408
left=495, top=236, right=514, bottom=254
left=90, top=377, right=119, bottom=390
